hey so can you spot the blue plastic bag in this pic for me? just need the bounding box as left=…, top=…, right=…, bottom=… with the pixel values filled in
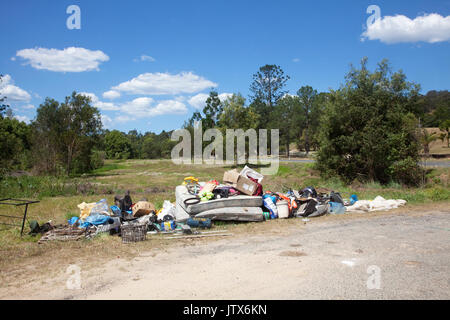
left=68, top=216, right=79, bottom=226
left=80, top=214, right=113, bottom=228
left=350, top=194, right=358, bottom=205
left=110, top=205, right=122, bottom=217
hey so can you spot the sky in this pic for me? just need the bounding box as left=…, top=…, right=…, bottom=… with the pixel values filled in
left=1, top=0, right=449, bottom=133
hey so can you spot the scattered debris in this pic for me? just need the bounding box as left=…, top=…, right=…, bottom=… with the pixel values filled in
left=31, top=170, right=407, bottom=246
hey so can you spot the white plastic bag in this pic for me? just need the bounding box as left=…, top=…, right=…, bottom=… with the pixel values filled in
left=157, top=200, right=175, bottom=221
left=90, top=199, right=110, bottom=216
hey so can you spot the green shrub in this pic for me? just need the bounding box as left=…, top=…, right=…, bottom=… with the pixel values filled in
left=316, top=58, right=422, bottom=186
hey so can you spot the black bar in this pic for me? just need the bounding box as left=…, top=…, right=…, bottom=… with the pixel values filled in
left=0, top=198, right=40, bottom=206
left=21, top=204, right=28, bottom=237
left=0, top=214, right=26, bottom=219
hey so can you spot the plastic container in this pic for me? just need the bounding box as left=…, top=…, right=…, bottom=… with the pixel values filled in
left=263, top=198, right=278, bottom=219
left=186, top=218, right=212, bottom=229
left=161, top=221, right=176, bottom=231
left=329, top=202, right=347, bottom=214
left=276, top=200, right=289, bottom=219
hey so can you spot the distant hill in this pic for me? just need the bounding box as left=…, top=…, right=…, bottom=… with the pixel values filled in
left=421, top=90, right=450, bottom=127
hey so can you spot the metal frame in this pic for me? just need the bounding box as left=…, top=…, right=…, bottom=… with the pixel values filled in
left=0, top=198, right=40, bottom=236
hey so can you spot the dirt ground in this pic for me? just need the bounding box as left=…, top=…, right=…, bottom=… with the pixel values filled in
left=1, top=202, right=449, bottom=300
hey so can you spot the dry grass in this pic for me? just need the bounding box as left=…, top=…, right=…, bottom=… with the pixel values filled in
left=0, top=159, right=449, bottom=289
left=425, top=127, right=449, bottom=155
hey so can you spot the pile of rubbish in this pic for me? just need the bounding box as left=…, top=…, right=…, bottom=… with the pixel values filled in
left=35, top=166, right=407, bottom=243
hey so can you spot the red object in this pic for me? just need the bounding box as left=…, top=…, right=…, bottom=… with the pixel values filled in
left=247, top=176, right=263, bottom=196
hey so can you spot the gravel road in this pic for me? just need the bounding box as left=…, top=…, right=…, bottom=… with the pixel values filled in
left=2, top=205, right=448, bottom=300
left=81, top=208, right=450, bottom=300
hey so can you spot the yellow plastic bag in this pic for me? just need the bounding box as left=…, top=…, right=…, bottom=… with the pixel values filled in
left=77, top=202, right=96, bottom=220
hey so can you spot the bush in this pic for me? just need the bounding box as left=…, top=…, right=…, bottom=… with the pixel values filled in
left=90, top=150, right=106, bottom=170
left=316, top=58, right=422, bottom=186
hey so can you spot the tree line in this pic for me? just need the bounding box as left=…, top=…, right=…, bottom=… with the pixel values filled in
left=1, top=58, right=449, bottom=185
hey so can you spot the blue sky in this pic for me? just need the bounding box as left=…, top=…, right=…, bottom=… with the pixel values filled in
left=1, top=0, right=449, bottom=133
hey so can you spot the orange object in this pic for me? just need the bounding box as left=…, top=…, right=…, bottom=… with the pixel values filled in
left=276, top=193, right=297, bottom=212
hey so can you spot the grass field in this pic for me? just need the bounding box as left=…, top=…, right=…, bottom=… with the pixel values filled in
left=0, top=159, right=449, bottom=288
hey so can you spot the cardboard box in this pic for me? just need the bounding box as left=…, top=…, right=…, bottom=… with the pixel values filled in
left=223, top=169, right=240, bottom=186
left=201, top=181, right=217, bottom=193
left=132, top=201, right=156, bottom=217
left=235, top=175, right=258, bottom=196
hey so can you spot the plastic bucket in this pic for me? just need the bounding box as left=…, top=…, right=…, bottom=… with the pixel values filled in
left=276, top=200, right=289, bottom=219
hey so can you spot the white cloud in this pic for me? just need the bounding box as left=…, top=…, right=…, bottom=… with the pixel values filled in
left=188, top=92, right=233, bottom=109
left=121, top=97, right=187, bottom=117
left=101, top=114, right=113, bottom=128
left=292, top=58, right=300, bottom=63
left=111, top=72, right=217, bottom=95
left=14, top=115, right=31, bottom=123
left=80, top=93, right=187, bottom=119
left=79, top=92, right=120, bottom=111
left=121, top=97, right=155, bottom=117
left=0, top=74, right=31, bottom=102
left=15, top=47, right=109, bottom=72
left=115, top=115, right=136, bottom=123
left=362, top=13, right=450, bottom=44
left=21, top=104, right=35, bottom=110
left=149, top=100, right=187, bottom=116
left=188, top=93, right=209, bottom=109
left=134, top=55, right=156, bottom=62
left=219, top=93, right=233, bottom=103
left=102, top=90, right=121, bottom=100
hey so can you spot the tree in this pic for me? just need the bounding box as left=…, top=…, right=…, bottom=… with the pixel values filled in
left=60, top=92, right=102, bottom=174
left=186, top=91, right=223, bottom=130
left=127, top=129, right=143, bottom=158
left=439, top=119, right=450, bottom=148
left=316, top=58, right=422, bottom=186
left=203, top=91, right=223, bottom=129
left=0, top=117, right=31, bottom=174
left=250, top=65, right=290, bottom=108
left=271, top=94, right=302, bottom=156
left=32, top=98, right=63, bottom=174
left=419, top=129, right=438, bottom=156
left=219, top=94, right=260, bottom=161
left=249, top=65, right=290, bottom=129
left=297, top=86, right=318, bottom=155
left=219, top=94, right=259, bottom=130
left=419, top=90, right=450, bottom=127
left=32, top=92, right=102, bottom=175
left=0, top=74, right=10, bottom=117
left=104, top=130, right=131, bottom=159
